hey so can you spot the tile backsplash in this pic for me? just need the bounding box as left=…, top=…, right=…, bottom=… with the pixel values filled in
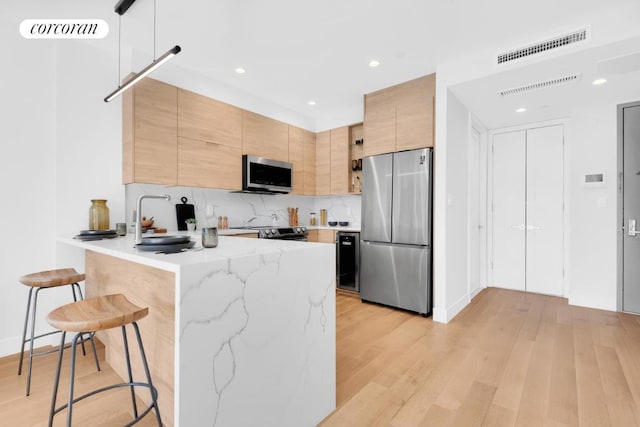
left=126, top=184, right=361, bottom=230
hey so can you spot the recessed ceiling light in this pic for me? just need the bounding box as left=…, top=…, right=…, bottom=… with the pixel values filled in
left=516, top=107, right=527, bottom=113
left=235, top=67, right=246, bottom=74
left=592, top=78, right=607, bottom=85
left=307, top=100, right=316, bottom=106
left=368, top=60, right=380, bottom=68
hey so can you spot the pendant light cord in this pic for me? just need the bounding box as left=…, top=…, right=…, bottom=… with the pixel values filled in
left=118, top=14, right=121, bottom=86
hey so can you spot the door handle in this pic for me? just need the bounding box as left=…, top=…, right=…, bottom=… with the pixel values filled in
left=526, top=224, right=541, bottom=231
left=511, top=224, right=526, bottom=231
left=630, top=219, right=637, bottom=237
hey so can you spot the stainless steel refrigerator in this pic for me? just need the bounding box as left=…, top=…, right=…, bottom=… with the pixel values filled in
left=360, top=148, right=432, bottom=315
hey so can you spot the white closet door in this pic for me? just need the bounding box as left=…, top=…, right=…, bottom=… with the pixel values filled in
left=526, top=125, right=564, bottom=296
left=492, top=131, right=526, bottom=291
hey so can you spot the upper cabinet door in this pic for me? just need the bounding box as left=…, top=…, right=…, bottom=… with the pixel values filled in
left=241, top=110, right=289, bottom=162
left=396, top=74, right=435, bottom=151
left=330, top=126, right=350, bottom=194
left=364, top=89, right=396, bottom=157
left=316, top=130, right=331, bottom=196
left=288, top=126, right=306, bottom=195
left=177, top=137, right=241, bottom=190
left=131, top=78, right=178, bottom=185
left=303, top=130, right=316, bottom=196
left=177, top=89, right=241, bottom=149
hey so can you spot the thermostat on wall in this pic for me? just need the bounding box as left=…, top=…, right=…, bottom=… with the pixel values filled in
left=584, top=173, right=605, bottom=187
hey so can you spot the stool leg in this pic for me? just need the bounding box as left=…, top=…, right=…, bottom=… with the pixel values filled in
left=70, top=284, right=87, bottom=357
left=25, top=287, right=42, bottom=396
left=65, top=333, right=81, bottom=427
left=18, top=287, right=34, bottom=377
left=132, top=322, right=163, bottom=426
left=72, top=283, right=101, bottom=373
left=122, top=325, right=139, bottom=418
left=48, top=331, right=66, bottom=427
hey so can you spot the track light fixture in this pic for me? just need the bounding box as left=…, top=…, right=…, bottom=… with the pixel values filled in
left=104, top=0, right=181, bottom=102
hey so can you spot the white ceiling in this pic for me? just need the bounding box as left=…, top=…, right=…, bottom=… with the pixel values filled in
left=451, top=36, right=640, bottom=129
left=4, top=0, right=640, bottom=130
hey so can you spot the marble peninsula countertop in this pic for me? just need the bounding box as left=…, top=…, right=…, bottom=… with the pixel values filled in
left=58, top=231, right=331, bottom=273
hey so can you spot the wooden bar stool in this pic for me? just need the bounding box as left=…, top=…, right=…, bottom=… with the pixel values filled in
left=18, top=268, right=100, bottom=396
left=47, top=294, right=162, bottom=427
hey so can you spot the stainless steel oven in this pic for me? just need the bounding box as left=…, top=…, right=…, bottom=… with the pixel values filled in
left=256, top=226, right=308, bottom=241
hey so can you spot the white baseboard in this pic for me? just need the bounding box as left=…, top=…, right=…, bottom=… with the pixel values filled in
left=0, top=329, right=62, bottom=358
left=470, top=286, right=484, bottom=299
left=433, top=307, right=448, bottom=323
left=569, top=294, right=616, bottom=312
left=0, top=336, right=22, bottom=358
left=433, top=291, right=475, bottom=324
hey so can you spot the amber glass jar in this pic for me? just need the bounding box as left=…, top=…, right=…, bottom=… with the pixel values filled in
left=89, top=199, right=110, bottom=230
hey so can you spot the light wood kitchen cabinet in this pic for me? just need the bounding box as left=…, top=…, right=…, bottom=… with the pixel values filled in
left=317, top=229, right=336, bottom=243
left=123, top=77, right=178, bottom=185
left=330, top=126, right=350, bottom=194
left=363, top=88, right=396, bottom=157
left=288, top=126, right=305, bottom=195
left=303, top=130, right=316, bottom=196
left=242, top=110, right=289, bottom=162
left=177, top=137, right=241, bottom=189
left=289, top=126, right=316, bottom=196
left=227, top=233, right=259, bottom=238
left=396, top=74, right=435, bottom=151
left=363, top=73, right=435, bottom=156
left=307, top=229, right=336, bottom=243
left=316, top=130, right=331, bottom=196
left=177, top=89, right=241, bottom=149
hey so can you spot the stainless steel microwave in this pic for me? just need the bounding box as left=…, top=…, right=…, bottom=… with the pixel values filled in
left=242, top=155, right=292, bottom=194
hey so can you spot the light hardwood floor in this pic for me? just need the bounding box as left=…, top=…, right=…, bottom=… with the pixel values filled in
left=2, top=288, right=640, bottom=426
left=0, top=341, right=158, bottom=426
left=320, top=288, right=640, bottom=426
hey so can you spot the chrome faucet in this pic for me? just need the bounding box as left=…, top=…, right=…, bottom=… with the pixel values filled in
left=135, top=194, right=171, bottom=244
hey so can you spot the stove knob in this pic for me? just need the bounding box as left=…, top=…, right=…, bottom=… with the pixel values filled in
left=301, top=227, right=306, bottom=232
left=296, top=227, right=301, bottom=233
left=271, top=228, right=277, bottom=235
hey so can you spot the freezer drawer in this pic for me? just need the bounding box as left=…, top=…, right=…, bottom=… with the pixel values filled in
left=360, top=241, right=431, bottom=315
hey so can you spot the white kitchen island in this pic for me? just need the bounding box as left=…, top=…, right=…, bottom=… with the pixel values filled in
left=58, top=234, right=336, bottom=427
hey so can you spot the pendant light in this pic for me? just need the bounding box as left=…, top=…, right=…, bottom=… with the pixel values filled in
left=104, top=0, right=181, bottom=102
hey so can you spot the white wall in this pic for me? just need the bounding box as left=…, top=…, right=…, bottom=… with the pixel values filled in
left=432, top=91, right=473, bottom=322
left=567, top=103, right=619, bottom=310
left=0, top=8, right=125, bottom=355
left=0, top=17, right=58, bottom=356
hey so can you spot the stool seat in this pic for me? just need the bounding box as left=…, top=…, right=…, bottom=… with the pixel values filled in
left=47, top=294, right=148, bottom=333
left=19, top=268, right=85, bottom=288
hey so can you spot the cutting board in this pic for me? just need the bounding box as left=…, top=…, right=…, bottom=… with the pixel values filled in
left=175, top=196, right=195, bottom=231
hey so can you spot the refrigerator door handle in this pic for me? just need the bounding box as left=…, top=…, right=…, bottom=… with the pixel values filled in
left=362, top=240, right=429, bottom=249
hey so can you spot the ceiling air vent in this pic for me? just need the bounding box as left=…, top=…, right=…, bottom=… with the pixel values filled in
left=499, top=74, right=581, bottom=97
left=497, top=28, right=588, bottom=65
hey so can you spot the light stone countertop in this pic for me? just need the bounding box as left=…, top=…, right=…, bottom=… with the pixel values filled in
left=58, top=231, right=331, bottom=273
